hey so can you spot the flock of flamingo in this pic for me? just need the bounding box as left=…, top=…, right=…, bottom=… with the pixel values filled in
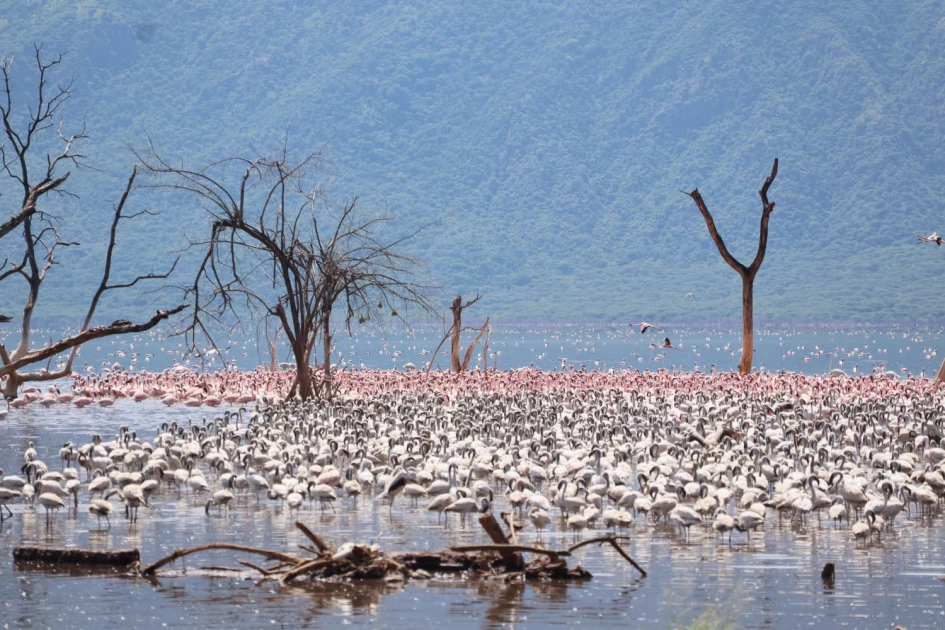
left=3, top=364, right=945, bottom=551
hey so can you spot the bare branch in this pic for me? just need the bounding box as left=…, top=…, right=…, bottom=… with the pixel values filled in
left=426, top=327, right=453, bottom=375
left=0, top=305, right=186, bottom=380
left=748, top=157, right=779, bottom=273
left=0, top=50, right=184, bottom=396
left=461, top=317, right=490, bottom=371
left=683, top=189, right=747, bottom=277
left=462, top=294, right=483, bottom=309
left=82, top=166, right=138, bottom=326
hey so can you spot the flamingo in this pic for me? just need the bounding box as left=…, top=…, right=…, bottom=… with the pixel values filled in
left=205, top=489, right=235, bottom=516
left=712, top=508, right=735, bottom=543
left=377, top=469, right=415, bottom=514
left=37, top=492, right=65, bottom=521
left=88, top=499, right=114, bottom=528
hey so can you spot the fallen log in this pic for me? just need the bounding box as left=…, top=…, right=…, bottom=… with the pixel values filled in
left=387, top=550, right=473, bottom=572
left=14, top=546, right=140, bottom=566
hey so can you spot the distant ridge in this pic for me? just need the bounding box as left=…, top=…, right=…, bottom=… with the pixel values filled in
left=1, top=2, right=944, bottom=324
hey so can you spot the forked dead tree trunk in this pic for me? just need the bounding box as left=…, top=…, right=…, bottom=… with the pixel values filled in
left=428, top=295, right=486, bottom=373
left=461, top=318, right=489, bottom=371
left=684, top=158, right=778, bottom=375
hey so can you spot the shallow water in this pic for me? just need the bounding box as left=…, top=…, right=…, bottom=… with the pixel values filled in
left=52, top=323, right=945, bottom=377
left=2, top=401, right=945, bottom=629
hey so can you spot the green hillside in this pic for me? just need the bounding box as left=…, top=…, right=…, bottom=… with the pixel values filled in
left=2, top=1, right=945, bottom=325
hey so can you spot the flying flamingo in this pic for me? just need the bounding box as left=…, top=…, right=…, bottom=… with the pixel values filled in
left=917, top=232, right=944, bottom=245
left=631, top=322, right=663, bottom=334
left=649, top=337, right=681, bottom=350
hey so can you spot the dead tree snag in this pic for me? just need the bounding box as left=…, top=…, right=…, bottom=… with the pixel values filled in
left=0, top=48, right=183, bottom=399
left=427, top=294, right=489, bottom=373
left=684, top=158, right=779, bottom=375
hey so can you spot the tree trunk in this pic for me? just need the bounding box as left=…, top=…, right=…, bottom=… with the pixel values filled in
left=461, top=318, right=489, bottom=371
left=427, top=294, right=482, bottom=375
left=295, top=352, right=314, bottom=401
left=685, top=158, right=778, bottom=377
left=322, top=314, right=333, bottom=399
left=449, top=296, right=462, bottom=373
left=268, top=328, right=279, bottom=372
left=286, top=329, right=314, bottom=401
left=934, top=356, right=945, bottom=385
left=2, top=372, right=22, bottom=400
left=739, top=273, right=755, bottom=375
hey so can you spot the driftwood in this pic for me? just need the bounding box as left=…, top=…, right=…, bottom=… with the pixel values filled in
left=452, top=543, right=565, bottom=558
left=282, top=558, right=336, bottom=584
left=140, top=543, right=301, bottom=576
left=524, top=555, right=591, bottom=580
left=452, top=534, right=647, bottom=578
left=14, top=546, right=140, bottom=566
left=237, top=559, right=283, bottom=575
left=138, top=518, right=646, bottom=584
left=573, top=536, right=648, bottom=577
left=298, top=544, right=322, bottom=556
left=295, top=521, right=330, bottom=554
left=387, top=550, right=473, bottom=572
left=478, top=514, right=524, bottom=571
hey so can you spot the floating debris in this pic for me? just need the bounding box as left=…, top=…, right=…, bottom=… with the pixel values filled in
left=139, top=518, right=645, bottom=584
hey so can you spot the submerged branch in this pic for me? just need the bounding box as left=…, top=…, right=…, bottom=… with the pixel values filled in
left=140, top=543, right=303, bottom=576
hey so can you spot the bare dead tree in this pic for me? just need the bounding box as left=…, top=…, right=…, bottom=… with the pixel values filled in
left=683, top=158, right=779, bottom=375
left=0, top=167, right=184, bottom=398
left=309, top=197, right=436, bottom=398
left=139, top=144, right=434, bottom=400
left=138, top=147, right=324, bottom=399
left=427, top=294, right=489, bottom=373
left=0, top=46, right=78, bottom=243
left=0, top=47, right=184, bottom=398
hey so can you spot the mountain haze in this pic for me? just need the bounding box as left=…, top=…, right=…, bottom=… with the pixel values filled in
left=2, top=1, right=944, bottom=324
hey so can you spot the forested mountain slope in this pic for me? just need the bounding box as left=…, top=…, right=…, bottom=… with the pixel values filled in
left=2, top=1, right=944, bottom=324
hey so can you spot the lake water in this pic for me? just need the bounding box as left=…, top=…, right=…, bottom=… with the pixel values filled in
left=48, top=323, right=945, bottom=378
left=2, top=325, right=945, bottom=628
